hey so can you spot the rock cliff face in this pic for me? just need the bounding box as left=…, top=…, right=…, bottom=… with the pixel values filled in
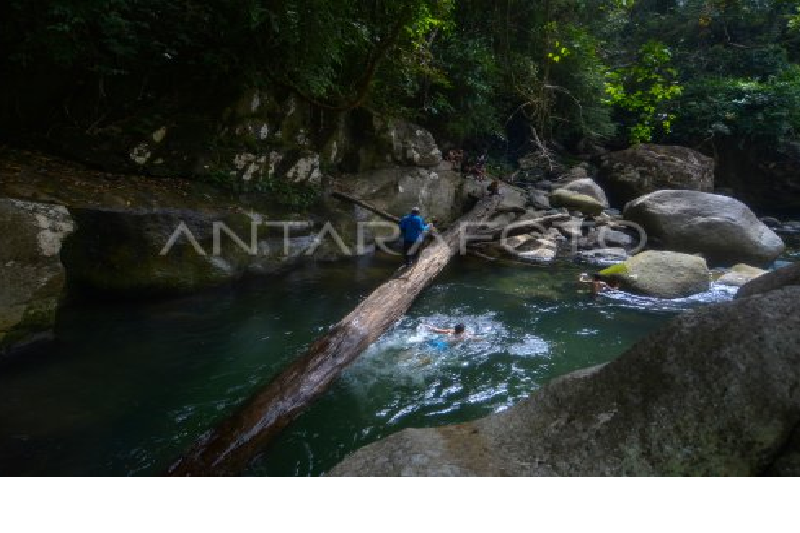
left=598, top=144, right=714, bottom=207
left=0, top=199, right=74, bottom=356
left=60, top=208, right=317, bottom=297
left=330, top=286, right=800, bottom=476
left=33, top=87, right=441, bottom=191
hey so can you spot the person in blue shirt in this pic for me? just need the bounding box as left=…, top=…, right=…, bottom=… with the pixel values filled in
left=398, top=206, right=430, bottom=267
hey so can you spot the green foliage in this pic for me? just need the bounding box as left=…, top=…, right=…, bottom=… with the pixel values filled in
left=4, top=0, right=800, bottom=162
left=604, top=41, right=683, bottom=143
left=673, top=66, right=800, bottom=142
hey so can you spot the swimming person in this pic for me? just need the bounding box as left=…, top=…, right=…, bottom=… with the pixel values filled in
left=398, top=206, right=431, bottom=267
left=579, top=273, right=618, bottom=296
left=425, top=323, right=484, bottom=343
left=427, top=323, right=468, bottom=338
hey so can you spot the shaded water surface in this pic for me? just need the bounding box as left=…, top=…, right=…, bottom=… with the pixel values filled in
left=0, top=256, right=740, bottom=476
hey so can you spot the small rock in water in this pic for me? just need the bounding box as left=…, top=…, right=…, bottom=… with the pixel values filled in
left=575, top=248, right=629, bottom=267
left=716, top=264, right=768, bottom=287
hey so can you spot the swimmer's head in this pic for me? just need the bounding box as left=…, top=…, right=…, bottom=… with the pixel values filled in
left=593, top=273, right=602, bottom=281
left=454, top=324, right=466, bottom=335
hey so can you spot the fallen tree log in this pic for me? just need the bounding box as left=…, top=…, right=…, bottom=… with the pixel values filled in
left=166, top=194, right=501, bottom=476
left=330, top=189, right=400, bottom=223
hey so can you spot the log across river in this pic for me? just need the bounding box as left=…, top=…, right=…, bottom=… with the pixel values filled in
left=167, top=194, right=502, bottom=475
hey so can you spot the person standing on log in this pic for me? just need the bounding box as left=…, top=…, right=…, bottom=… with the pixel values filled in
left=399, top=206, right=430, bottom=267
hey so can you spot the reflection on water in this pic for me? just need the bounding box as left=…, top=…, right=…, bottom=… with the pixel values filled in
left=0, top=255, right=749, bottom=476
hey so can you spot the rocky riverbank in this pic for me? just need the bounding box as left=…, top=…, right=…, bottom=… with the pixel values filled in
left=329, top=263, right=800, bottom=476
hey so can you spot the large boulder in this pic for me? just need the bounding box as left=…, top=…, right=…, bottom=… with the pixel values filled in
left=60, top=207, right=317, bottom=297
left=550, top=189, right=605, bottom=216
left=598, top=144, right=714, bottom=206
left=555, top=178, right=609, bottom=208
left=334, top=166, right=467, bottom=228
left=372, top=116, right=442, bottom=168
left=0, top=199, right=74, bottom=356
left=623, top=190, right=785, bottom=266
left=602, top=250, right=710, bottom=299
left=329, top=286, right=800, bottom=476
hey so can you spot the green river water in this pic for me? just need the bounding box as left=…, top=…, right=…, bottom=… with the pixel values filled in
left=0, top=254, right=778, bottom=476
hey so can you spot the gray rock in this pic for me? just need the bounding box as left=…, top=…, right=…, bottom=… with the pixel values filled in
left=528, top=189, right=551, bottom=209
left=330, top=287, right=800, bottom=476
left=0, top=199, right=74, bottom=356
left=608, top=250, right=711, bottom=299
left=737, top=261, right=800, bottom=299
left=373, top=116, right=442, bottom=168
left=765, top=426, right=800, bottom=476
left=599, top=144, right=715, bottom=205
left=597, top=227, right=633, bottom=247
left=60, top=207, right=316, bottom=296
left=575, top=248, right=629, bottom=267
left=556, top=178, right=609, bottom=208
left=624, top=190, right=785, bottom=266
left=560, top=165, right=590, bottom=182
left=515, top=248, right=557, bottom=264
left=715, top=264, right=767, bottom=287
left=550, top=189, right=605, bottom=216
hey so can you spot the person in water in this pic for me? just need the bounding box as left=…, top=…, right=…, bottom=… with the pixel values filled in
left=398, top=206, right=431, bottom=267
left=427, top=323, right=468, bottom=338
left=586, top=273, right=619, bottom=295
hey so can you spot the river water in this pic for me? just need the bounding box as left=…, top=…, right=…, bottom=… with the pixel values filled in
left=0, top=252, right=791, bottom=476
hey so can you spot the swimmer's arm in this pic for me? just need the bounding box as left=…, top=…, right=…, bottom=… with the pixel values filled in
left=423, top=324, right=453, bottom=334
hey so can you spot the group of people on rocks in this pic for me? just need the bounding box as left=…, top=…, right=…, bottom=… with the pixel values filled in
left=445, top=149, right=488, bottom=181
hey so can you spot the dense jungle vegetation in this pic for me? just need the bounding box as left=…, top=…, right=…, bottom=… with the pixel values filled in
left=2, top=0, right=800, bottom=153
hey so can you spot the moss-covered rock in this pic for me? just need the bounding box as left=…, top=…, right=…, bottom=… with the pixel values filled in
left=610, top=250, right=710, bottom=298
left=0, top=199, right=74, bottom=356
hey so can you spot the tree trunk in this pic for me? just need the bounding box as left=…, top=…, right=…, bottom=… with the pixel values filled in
left=330, top=189, right=400, bottom=223
left=166, top=195, right=501, bottom=476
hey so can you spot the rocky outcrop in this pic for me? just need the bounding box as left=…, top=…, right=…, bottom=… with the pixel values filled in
left=602, top=250, right=710, bottom=299
left=737, top=261, right=800, bottom=299
left=598, top=144, right=714, bottom=206
left=61, top=207, right=317, bottom=297
left=0, top=199, right=74, bottom=356
left=372, top=116, right=442, bottom=168
left=336, top=166, right=467, bottom=225
left=624, top=190, right=785, bottom=266
left=330, top=286, right=800, bottom=476
left=32, top=87, right=443, bottom=195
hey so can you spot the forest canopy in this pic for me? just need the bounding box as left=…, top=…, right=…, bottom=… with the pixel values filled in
left=2, top=0, right=800, bottom=151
